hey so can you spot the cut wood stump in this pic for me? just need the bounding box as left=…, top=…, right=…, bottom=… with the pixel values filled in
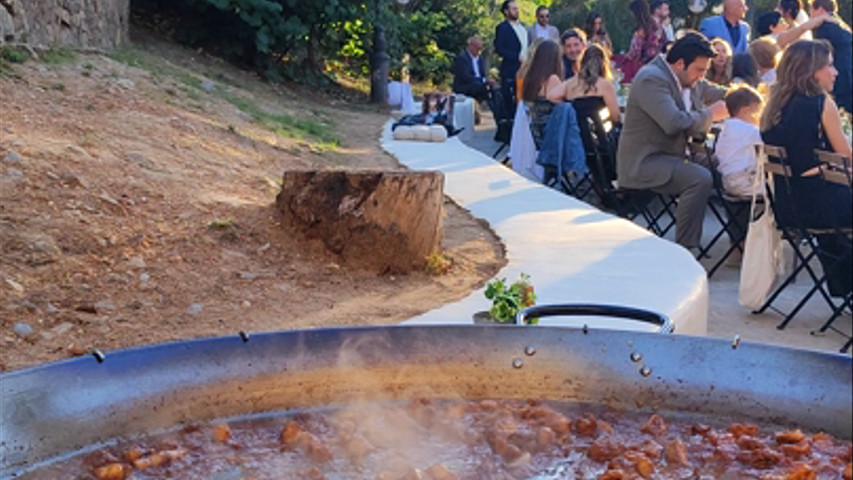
left=275, top=169, right=444, bottom=273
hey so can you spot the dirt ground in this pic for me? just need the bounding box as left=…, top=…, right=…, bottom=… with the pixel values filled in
left=0, top=33, right=506, bottom=371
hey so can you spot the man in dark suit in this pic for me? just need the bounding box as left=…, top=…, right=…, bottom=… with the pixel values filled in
left=617, top=32, right=728, bottom=249
left=811, top=0, right=852, bottom=113
left=494, top=0, right=528, bottom=116
left=452, top=36, right=493, bottom=103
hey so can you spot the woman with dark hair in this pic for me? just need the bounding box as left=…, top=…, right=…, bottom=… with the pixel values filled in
left=521, top=39, right=564, bottom=148
left=706, top=38, right=733, bottom=85
left=584, top=12, right=613, bottom=52
left=548, top=44, right=620, bottom=122
left=758, top=9, right=837, bottom=48
left=761, top=39, right=852, bottom=297
left=777, top=0, right=812, bottom=40
left=622, top=0, right=664, bottom=82
left=731, top=52, right=760, bottom=87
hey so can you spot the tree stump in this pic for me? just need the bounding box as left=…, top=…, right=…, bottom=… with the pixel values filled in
left=275, top=169, right=444, bottom=273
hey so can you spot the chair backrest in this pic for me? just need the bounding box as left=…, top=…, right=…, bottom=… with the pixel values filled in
left=571, top=97, right=617, bottom=189
left=815, top=149, right=853, bottom=186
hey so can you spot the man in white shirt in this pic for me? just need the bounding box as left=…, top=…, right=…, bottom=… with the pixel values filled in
left=452, top=36, right=493, bottom=103
left=528, top=6, right=560, bottom=42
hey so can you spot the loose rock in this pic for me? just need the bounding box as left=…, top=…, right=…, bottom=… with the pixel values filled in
left=116, top=78, right=135, bottom=90
left=127, top=256, right=146, bottom=269
left=3, top=151, right=23, bottom=164
left=4, top=277, right=24, bottom=293
left=187, top=303, right=203, bottom=316
left=13, top=323, right=34, bottom=338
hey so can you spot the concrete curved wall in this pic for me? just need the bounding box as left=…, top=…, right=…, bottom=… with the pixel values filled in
left=0, top=0, right=129, bottom=50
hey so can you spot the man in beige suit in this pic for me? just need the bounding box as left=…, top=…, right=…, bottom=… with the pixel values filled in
left=617, top=31, right=728, bottom=249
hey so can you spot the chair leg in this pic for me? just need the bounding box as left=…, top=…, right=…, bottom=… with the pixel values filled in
left=753, top=239, right=812, bottom=316
left=493, top=142, right=508, bottom=159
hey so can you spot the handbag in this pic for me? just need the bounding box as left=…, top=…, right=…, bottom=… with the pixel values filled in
left=738, top=146, right=781, bottom=309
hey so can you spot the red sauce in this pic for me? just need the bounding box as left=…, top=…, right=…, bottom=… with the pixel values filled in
left=21, top=399, right=853, bottom=480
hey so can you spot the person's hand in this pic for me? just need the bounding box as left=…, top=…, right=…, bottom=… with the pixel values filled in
left=708, top=100, right=728, bottom=122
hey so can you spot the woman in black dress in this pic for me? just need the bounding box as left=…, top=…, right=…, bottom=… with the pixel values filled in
left=761, top=39, right=852, bottom=296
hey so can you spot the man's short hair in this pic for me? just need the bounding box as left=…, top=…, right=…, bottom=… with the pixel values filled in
left=666, top=30, right=715, bottom=66
left=561, top=28, right=587, bottom=45
left=501, top=0, right=514, bottom=15
left=748, top=38, right=780, bottom=70
left=811, top=0, right=837, bottom=14
left=536, top=5, right=548, bottom=16
left=724, top=85, right=763, bottom=117
left=757, top=11, right=783, bottom=36
left=649, top=0, right=669, bottom=14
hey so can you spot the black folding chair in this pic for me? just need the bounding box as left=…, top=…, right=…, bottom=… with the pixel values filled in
left=689, top=128, right=756, bottom=277
left=808, top=149, right=853, bottom=353
left=490, top=87, right=513, bottom=160
left=754, top=146, right=852, bottom=351
left=563, top=100, right=675, bottom=234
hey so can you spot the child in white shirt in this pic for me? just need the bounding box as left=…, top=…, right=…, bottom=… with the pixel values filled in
left=715, top=85, right=765, bottom=198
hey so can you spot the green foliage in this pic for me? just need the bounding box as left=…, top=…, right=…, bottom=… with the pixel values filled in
left=0, top=46, right=30, bottom=64
left=40, top=48, right=76, bottom=64
left=484, top=273, right=537, bottom=324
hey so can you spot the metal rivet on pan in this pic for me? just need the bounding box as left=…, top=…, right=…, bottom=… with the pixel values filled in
left=92, top=350, right=105, bottom=363
left=524, top=345, right=536, bottom=356
left=582, top=324, right=589, bottom=335
left=731, top=335, right=741, bottom=350
left=512, top=358, right=524, bottom=369
left=239, top=331, right=250, bottom=342
left=639, top=366, right=652, bottom=377
left=630, top=352, right=643, bottom=363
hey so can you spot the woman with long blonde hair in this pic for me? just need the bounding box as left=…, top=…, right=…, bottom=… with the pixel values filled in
left=706, top=37, right=733, bottom=85
left=547, top=44, right=620, bottom=123
left=761, top=39, right=852, bottom=297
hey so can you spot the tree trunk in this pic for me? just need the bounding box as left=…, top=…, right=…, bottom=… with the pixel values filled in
left=275, top=170, right=444, bottom=273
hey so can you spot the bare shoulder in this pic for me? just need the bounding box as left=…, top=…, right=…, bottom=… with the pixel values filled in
left=596, top=77, right=616, bottom=92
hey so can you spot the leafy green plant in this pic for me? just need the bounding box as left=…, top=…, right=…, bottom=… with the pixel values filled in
left=0, top=46, right=30, bottom=64
left=40, top=48, right=76, bottom=64
left=209, top=217, right=235, bottom=229
left=484, top=273, right=536, bottom=324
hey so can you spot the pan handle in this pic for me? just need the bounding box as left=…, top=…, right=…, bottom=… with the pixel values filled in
left=514, top=304, right=674, bottom=334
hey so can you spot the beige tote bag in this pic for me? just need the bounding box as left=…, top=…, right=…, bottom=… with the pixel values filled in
left=738, top=147, right=781, bottom=309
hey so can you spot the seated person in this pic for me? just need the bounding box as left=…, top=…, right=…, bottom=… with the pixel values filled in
left=616, top=31, right=728, bottom=249
left=761, top=39, right=852, bottom=297
left=521, top=39, right=564, bottom=149
left=547, top=43, right=620, bottom=124
left=731, top=52, right=760, bottom=87
left=451, top=36, right=493, bottom=103
left=715, top=85, right=764, bottom=198
left=560, top=28, right=587, bottom=80
left=748, top=38, right=780, bottom=85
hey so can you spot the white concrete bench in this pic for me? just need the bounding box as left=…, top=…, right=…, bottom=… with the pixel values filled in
left=381, top=122, right=708, bottom=335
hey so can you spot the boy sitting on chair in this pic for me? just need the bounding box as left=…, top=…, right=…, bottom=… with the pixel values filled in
left=715, top=85, right=765, bottom=198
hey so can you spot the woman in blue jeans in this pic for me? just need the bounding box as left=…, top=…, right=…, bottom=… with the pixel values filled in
left=761, top=39, right=852, bottom=296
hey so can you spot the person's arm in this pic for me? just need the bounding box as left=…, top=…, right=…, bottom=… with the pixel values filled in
left=543, top=74, right=563, bottom=102
left=634, top=74, right=712, bottom=136
left=696, top=79, right=727, bottom=105
left=546, top=80, right=568, bottom=103
left=452, top=53, right=474, bottom=87
left=775, top=14, right=834, bottom=48
left=822, top=95, right=853, bottom=158
left=494, top=24, right=515, bottom=60
left=598, top=78, right=622, bottom=123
